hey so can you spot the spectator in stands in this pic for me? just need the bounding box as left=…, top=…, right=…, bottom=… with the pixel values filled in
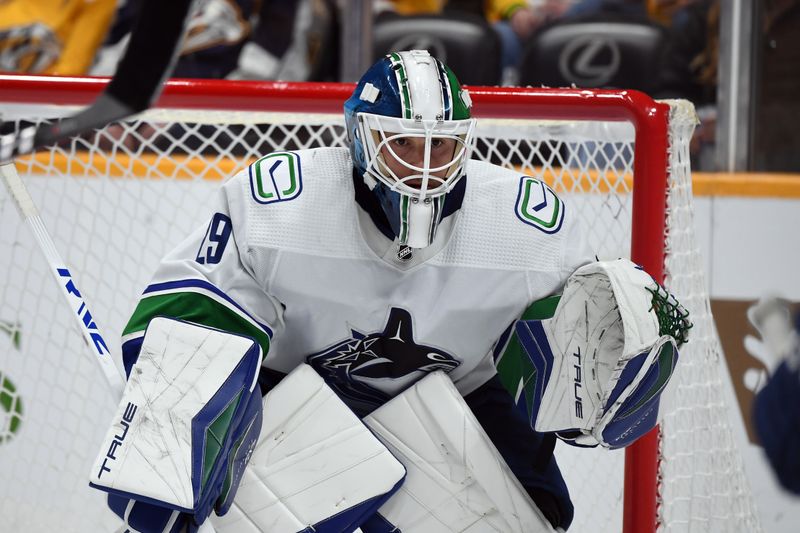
left=654, top=0, right=718, bottom=169
left=92, top=0, right=334, bottom=159
left=656, top=0, right=717, bottom=107
left=92, top=0, right=265, bottom=154
left=379, top=0, right=568, bottom=84
left=93, top=0, right=321, bottom=82
left=0, top=0, right=117, bottom=75
left=228, top=0, right=322, bottom=82
left=562, top=0, right=647, bottom=18
left=646, top=0, right=694, bottom=24
left=752, top=0, right=800, bottom=171
left=92, top=0, right=257, bottom=79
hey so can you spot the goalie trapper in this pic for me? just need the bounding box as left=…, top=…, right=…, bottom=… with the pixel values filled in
left=498, top=259, right=690, bottom=449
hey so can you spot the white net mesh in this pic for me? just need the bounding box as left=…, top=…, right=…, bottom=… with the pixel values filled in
left=0, top=91, right=759, bottom=532
left=657, top=101, right=762, bottom=532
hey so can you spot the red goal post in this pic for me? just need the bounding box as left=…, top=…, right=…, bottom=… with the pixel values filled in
left=0, top=76, right=759, bottom=533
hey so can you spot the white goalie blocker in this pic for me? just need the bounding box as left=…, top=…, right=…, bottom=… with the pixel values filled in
left=363, top=371, right=557, bottom=533
left=89, top=317, right=264, bottom=531
left=516, top=259, right=688, bottom=449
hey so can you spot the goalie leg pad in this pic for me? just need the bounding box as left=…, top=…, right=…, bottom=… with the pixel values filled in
left=211, top=363, right=406, bottom=533
left=90, top=316, right=263, bottom=527
left=362, top=371, right=556, bottom=533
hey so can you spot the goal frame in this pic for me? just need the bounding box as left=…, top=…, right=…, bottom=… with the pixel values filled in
left=0, top=74, right=671, bottom=533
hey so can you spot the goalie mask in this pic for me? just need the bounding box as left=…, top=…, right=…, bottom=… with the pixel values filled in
left=344, top=50, right=476, bottom=249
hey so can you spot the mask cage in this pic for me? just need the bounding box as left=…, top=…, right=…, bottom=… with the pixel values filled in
left=356, top=112, right=476, bottom=200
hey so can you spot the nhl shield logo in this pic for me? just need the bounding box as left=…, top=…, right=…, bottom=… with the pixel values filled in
left=249, top=152, right=303, bottom=204
left=515, top=176, right=565, bottom=234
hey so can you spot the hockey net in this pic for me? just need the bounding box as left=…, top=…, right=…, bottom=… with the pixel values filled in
left=0, top=77, right=760, bottom=533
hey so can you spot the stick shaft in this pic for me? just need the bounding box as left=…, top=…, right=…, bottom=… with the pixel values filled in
left=1, top=162, right=126, bottom=397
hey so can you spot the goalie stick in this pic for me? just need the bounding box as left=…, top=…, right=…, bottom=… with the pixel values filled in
left=1, top=165, right=220, bottom=532
left=0, top=0, right=197, bottom=397
left=0, top=162, right=126, bottom=396
left=0, top=0, right=195, bottom=163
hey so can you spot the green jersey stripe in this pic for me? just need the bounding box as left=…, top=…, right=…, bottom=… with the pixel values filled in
left=123, top=292, right=271, bottom=356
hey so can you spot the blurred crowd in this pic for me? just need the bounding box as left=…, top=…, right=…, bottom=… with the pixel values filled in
left=1, top=0, right=798, bottom=170
left=0, top=0, right=721, bottom=93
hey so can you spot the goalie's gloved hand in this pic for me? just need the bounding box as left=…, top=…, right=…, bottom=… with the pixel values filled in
left=498, top=259, right=691, bottom=449
left=105, top=385, right=263, bottom=532
left=89, top=318, right=265, bottom=532
left=0, top=120, right=39, bottom=163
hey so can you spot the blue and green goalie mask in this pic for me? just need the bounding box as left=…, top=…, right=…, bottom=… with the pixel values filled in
left=344, top=50, right=476, bottom=249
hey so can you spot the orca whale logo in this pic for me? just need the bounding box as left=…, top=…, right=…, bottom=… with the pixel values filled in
left=307, top=307, right=460, bottom=416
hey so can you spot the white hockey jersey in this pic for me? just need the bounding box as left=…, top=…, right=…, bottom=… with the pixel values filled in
left=121, top=147, right=592, bottom=414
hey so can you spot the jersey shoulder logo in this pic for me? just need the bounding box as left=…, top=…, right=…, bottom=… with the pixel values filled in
left=249, top=151, right=303, bottom=204
left=515, top=176, right=565, bottom=234
left=307, top=307, right=461, bottom=417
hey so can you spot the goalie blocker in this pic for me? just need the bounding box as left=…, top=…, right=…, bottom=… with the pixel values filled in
left=89, top=317, right=264, bottom=532
left=497, top=259, right=691, bottom=449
